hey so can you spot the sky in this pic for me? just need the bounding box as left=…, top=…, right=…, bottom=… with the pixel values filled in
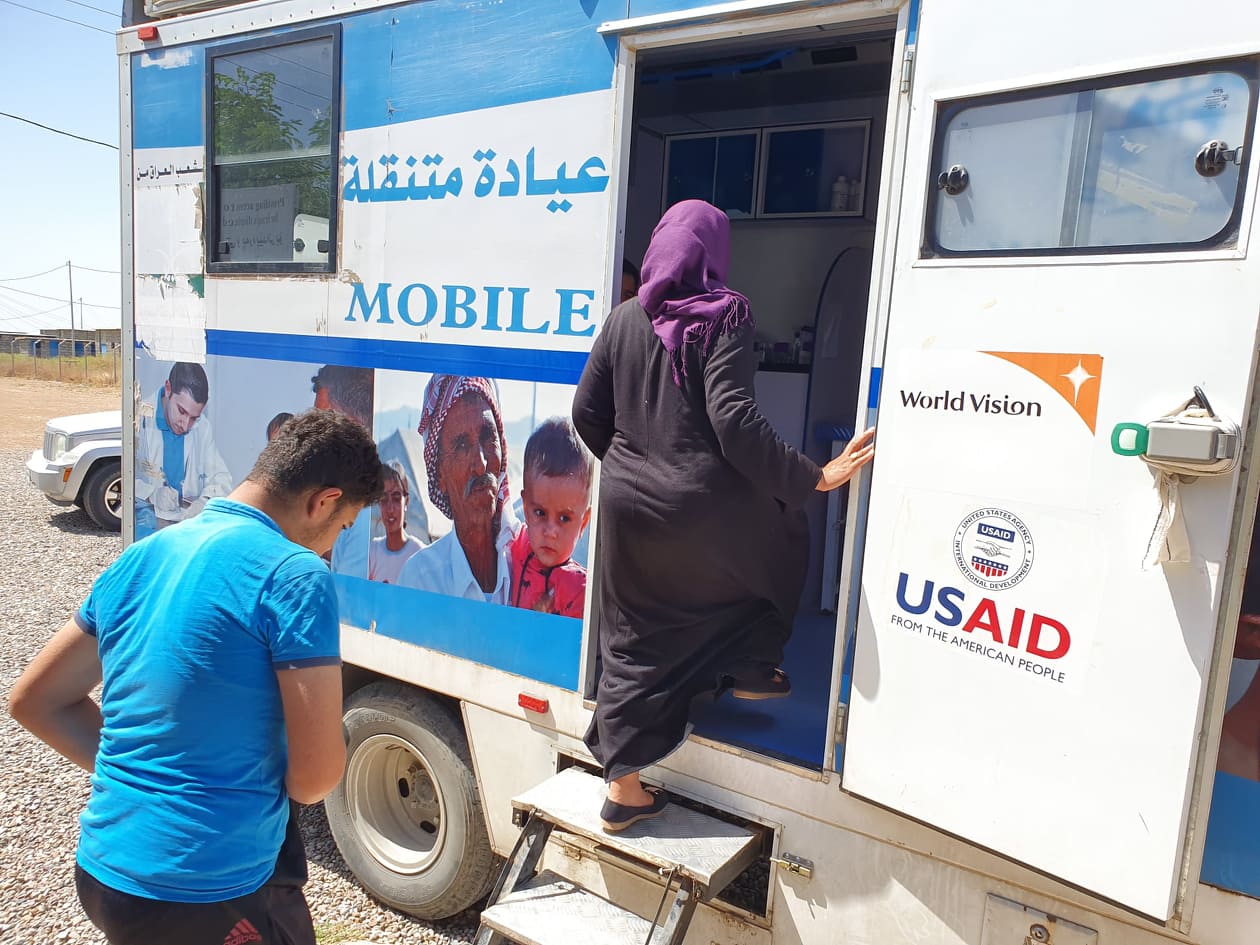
left=0, top=0, right=122, bottom=335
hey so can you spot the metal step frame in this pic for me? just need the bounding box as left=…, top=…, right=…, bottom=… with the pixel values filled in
left=475, top=768, right=762, bottom=945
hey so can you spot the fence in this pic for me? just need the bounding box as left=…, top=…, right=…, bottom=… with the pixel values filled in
left=3, top=336, right=120, bottom=386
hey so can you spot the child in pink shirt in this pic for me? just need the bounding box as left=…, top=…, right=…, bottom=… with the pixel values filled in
left=510, top=418, right=593, bottom=619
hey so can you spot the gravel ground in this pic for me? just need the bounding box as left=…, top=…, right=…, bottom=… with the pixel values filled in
left=0, top=446, right=478, bottom=944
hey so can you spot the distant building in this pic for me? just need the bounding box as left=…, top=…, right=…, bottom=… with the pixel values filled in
left=0, top=329, right=123, bottom=357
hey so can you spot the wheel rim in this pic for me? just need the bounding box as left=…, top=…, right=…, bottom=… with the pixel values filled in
left=345, top=732, right=448, bottom=875
left=104, top=476, right=123, bottom=519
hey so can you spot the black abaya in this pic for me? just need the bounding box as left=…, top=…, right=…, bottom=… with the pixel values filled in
left=572, top=299, right=821, bottom=781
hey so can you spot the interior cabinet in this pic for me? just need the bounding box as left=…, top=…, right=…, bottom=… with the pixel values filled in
left=759, top=120, right=870, bottom=218
left=663, top=119, right=870, bottom=220
left=663, top=131, right=759, bottom=219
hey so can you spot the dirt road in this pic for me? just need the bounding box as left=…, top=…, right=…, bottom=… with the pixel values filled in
left=0, top=378, right=121, bottom=450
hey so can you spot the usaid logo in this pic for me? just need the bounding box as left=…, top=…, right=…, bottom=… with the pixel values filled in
left=953, top=508, right=1034, bottom=591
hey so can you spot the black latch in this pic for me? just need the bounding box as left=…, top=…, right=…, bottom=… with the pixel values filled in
left=936, top=164, right=969, bottom=195
left=1195, top=140, right=1242, bottom=177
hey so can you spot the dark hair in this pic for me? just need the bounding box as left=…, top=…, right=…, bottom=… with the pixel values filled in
left=168, top=362, right=210, bottom=405
left=248, top=409, right=385, bottom=508
left=622, top=258, right=641, bottom=287
left=266, top=411, right=295, bottom=440
left=311, top=365, right=374, bottom=427
left=523, top=417, right=593, bottom=492
left=382, top=459, right=409, bottom=498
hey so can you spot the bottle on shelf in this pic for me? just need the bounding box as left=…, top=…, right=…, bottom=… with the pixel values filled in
left=831, top=175, right=849, bottom=211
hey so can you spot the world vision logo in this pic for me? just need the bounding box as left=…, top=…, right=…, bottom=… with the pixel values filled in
left=982, top=352, right=1103, bottom=434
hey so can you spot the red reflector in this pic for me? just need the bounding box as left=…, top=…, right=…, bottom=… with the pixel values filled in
left=518, top=693, right=549, bottom=714
left=137, top=25, right=158, bottom=41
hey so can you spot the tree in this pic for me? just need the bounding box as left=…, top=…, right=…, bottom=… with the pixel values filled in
left=213, top=66, right=331, bottom=222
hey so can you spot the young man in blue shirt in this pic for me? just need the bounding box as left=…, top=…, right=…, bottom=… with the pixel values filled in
left=10, top=409, right=385, bottom=945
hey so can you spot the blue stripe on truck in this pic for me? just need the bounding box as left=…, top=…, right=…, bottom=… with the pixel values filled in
left=205, top=329, right=590, bottom=385
left=335, top=575, right=582, bottom=691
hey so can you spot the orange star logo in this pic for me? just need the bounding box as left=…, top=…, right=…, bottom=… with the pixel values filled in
left=982, top=352, right=1104, bottom=433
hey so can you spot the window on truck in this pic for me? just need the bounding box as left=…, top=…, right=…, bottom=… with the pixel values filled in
left=205, top=26, right=341, bottom=274
left=925, top=59, right=1257, bottom=256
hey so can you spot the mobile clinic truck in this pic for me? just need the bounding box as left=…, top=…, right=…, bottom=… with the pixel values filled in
left=117, top=0, right=1260, bottom=942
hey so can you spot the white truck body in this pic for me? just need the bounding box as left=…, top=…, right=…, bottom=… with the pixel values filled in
left=118, top=1, right=1260, bottom=941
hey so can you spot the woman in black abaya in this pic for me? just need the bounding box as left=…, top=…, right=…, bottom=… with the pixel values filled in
left=572, top=200, right=875, bottom=830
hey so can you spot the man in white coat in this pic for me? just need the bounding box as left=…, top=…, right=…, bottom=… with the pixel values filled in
left=136, top=362, right=232, bottom=537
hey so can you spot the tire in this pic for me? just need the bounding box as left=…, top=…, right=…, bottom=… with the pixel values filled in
left=81, top=461, right=123, bottom=532
left=325, top=682, right=499, bottom=919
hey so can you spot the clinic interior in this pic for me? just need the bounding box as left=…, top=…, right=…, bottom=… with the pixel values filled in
left=618, top=24, right=896, bottom=765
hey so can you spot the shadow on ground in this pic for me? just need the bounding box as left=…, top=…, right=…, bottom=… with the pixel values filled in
left=47, top=506, right=114, bottom=537
left=298, top=801, right=487, bottom=931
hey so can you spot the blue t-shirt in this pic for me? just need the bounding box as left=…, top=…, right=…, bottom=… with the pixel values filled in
left=74, top=498, right=340, bottom=902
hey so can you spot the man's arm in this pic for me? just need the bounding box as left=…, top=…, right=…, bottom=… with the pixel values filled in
left=8, top=619, right=103, bottom=771
left=276, top=664, right=345, bottom=804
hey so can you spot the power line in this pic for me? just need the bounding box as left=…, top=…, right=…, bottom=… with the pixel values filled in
left=0, top=0, right=113, bottom=34
left=7, top=301, right=67, bottom=318
left=0, top=263, right=67, bottom=283
left=0, top=284, right=119, bottom=310
left=0, top=263, right=120, bottom=282
left=218, top=57, right=326, bottom=107
left=0, top=309, right=61, bottom=325
left=0, top=298, right=65, bottom=325
left=0, top=111, right=118, bottom=150
left=262, top=50, right=331, bottom=81
left=58, top=0, right=118, bottom=16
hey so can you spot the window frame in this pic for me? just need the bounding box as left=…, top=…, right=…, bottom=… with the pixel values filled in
left=756, top=118, right=871, bottom=219
left=661, top=127, right=762, bottom=217
left=204, top=24, right=343, bottom=276
left=922, top=56, right=1259, bottom=259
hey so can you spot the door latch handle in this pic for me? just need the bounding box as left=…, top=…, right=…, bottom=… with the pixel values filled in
left=770, top=853, right=814, bottom=879
left=1110, top=386, right=1238, bottom=467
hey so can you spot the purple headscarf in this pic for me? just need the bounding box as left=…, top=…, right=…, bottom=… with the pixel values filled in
left=638, top=199, right=754, bottom=386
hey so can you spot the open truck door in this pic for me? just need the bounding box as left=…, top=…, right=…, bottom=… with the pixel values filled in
left=843, top=0, right=1260, bottom=922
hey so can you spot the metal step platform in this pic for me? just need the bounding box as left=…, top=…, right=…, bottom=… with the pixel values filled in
left=475, top=767, right=763, bottom=945
left=479, top=870, right=655, bottom=945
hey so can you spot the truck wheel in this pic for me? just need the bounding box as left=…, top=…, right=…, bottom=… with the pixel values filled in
left=325, top=682, right=499, bottom=919
left=81, top=461, right=123, bottom=532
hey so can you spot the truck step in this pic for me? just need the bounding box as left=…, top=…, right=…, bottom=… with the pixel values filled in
left=479, top=870, right=655, bottom=945
left=510, top=766, right=760, bottom=898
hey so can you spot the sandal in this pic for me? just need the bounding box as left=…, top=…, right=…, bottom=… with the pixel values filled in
left=731, top=667, right=791, bottom=700
left=600, top=789, right=669, bottom=832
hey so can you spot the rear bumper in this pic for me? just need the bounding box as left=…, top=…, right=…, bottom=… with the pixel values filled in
left=25, top=450, right=76, bottom=503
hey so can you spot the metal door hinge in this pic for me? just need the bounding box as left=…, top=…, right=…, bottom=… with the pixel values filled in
left=770, top=853, right=814, bottom=879
left=900, top=46, right=915, bottom=94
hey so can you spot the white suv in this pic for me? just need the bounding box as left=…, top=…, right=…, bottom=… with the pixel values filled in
left=26, top=411, right=124, bottom=532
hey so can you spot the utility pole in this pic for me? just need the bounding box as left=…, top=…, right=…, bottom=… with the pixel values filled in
left=81, top=298, right=87, bottom=381
left=64, top=261, right=77, bottom=383
left=67, top=260, right=75, bottom=343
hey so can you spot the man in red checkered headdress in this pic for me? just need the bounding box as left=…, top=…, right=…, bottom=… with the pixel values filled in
left=397, top=375, right=519, bottom=602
